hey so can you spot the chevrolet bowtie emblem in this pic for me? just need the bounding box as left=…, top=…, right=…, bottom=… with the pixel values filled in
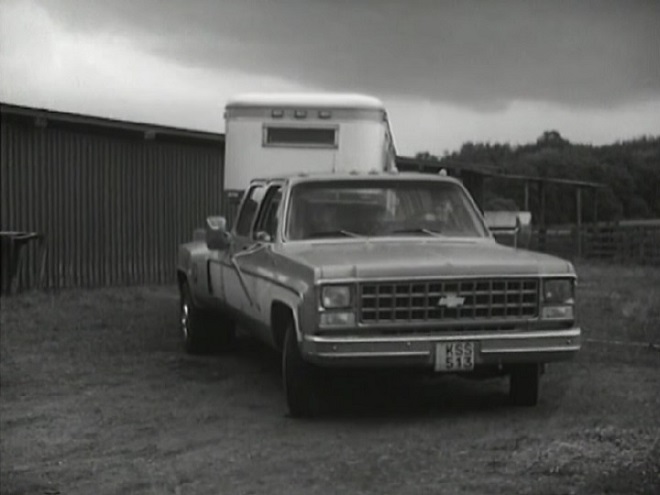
left=437, top=294, right=465, bottom=308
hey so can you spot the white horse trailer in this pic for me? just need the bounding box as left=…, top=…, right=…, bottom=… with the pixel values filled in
left=222, top=93, right=397, bottom=222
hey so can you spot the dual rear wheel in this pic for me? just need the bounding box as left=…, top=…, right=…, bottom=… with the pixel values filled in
left=179, top=282, right=236, bottom=354
left=179, top=289, right=319, bottom=417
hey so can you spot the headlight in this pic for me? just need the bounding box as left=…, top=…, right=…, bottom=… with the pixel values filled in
left=542, top=279, right=575, bottom=305
left=321, top=285, right=352, bottom=309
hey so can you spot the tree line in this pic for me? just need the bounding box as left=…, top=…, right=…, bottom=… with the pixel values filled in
left=416, top=132, right=660, bottom=225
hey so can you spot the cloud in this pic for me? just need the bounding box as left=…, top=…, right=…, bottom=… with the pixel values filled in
left=0, top=0, right=309, bottom=131
left=1, top=0, right=659, bottom=155
left=37, top=0, right=660, bottom=110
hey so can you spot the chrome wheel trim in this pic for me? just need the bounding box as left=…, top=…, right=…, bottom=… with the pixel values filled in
left=181, top=300, right=190, bottom=341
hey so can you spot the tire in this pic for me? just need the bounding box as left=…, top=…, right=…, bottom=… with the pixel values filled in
left=282, top=322, right=321, bottom=418
left=509, top=363, right=541, bottom=407
left=179, top=282, right=236, bottom=355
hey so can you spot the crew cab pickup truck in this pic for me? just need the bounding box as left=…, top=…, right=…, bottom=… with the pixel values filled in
left=177, top=172, right=581, bottom=417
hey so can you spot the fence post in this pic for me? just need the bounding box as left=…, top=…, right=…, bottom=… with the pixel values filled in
left=575, top=187, right=583, bottom=258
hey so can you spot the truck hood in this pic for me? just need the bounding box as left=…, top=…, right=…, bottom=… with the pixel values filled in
left=278, top=238, right=574, bottom=280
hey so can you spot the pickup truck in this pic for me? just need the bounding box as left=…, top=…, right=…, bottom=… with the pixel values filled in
left=177, top=172, right=581, bottom=417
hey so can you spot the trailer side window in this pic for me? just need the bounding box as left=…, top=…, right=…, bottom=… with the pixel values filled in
left=234, top=185, right=266, bottom=237
left=264, top=126, right=337, bottom=148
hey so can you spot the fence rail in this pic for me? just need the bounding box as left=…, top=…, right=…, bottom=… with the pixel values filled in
left=582, top=223, right=660, bottom=265
left=529, top=221, right=660, bottom=265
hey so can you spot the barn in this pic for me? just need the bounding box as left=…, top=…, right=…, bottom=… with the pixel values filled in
left=1, top=103, right=225, bottom=291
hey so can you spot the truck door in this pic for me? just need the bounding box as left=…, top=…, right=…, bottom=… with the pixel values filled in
left=242, top=184, right=283, bottom=333
left=221, top=183, right=266, bottom=314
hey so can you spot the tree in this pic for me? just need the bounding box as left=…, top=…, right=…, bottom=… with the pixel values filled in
left=416, top=133, right=660, bottom=223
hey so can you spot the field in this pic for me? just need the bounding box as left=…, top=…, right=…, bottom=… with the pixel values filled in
left=1, top=263, right=659, bottom=495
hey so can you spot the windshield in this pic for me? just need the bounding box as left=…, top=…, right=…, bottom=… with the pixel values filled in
left=286, top=180, right=488, bottom=240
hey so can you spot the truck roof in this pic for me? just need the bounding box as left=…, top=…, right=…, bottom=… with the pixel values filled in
left=225, top=93, right=386, bottom=111
left=252, top=171, right=462, bottom=186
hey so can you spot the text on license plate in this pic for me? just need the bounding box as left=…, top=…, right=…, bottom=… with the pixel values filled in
left=435, top=342, right=475, bottom=372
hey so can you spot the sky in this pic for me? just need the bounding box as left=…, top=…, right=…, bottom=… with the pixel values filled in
left=1, top=0, right=659, bottom=155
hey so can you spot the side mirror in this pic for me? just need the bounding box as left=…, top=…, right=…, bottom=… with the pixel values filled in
left=205, top=216, right=232, bottom=250
left=254, top=231, right=272, bottom=243
left=484, top=211, right=532, bottom=248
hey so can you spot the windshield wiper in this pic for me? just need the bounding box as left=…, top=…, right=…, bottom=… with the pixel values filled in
left=306, top=230, right=363, bottom=239
left=389, top=228, right=444, bottom=237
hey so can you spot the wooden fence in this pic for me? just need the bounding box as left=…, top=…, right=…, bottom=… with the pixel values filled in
left=529, top=221, right=660, bottom=265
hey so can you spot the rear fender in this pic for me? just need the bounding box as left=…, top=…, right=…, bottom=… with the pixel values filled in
left=177, top=241, right=211, bottom=306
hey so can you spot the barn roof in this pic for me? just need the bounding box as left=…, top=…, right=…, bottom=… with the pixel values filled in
left=0, top=102, right=225, bottom=146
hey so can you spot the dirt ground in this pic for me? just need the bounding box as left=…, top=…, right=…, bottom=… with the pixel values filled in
left=1, top=263, right=659, bottom=495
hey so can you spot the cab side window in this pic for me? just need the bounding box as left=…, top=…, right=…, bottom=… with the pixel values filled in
left=253, top=185, right=282, bottom=240
left=234, top=185, right=266, bottom=237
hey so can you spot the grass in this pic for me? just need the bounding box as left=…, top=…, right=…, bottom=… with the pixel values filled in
left=1, top=262, right=659, bottom=495
left=575, top=263, right=660, bottom=361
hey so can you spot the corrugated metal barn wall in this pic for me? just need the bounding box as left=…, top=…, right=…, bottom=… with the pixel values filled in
left=1, top=109, right=225, bottom=289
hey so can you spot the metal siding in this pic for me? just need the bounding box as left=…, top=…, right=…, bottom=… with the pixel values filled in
left=1, top=117, right=225, bottom=290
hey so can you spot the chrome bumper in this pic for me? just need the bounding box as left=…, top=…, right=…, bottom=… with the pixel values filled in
left=301, top=328, right=581, bottom=368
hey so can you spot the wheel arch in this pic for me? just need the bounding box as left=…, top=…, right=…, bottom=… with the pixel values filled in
left=270, top=300, right=300, bottom=352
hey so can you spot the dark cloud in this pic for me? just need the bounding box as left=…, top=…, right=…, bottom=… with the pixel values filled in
left=42, top=0, right=660, bottom=109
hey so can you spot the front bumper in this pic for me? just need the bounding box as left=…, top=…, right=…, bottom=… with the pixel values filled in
left=301, top=328, right=581, bottom=368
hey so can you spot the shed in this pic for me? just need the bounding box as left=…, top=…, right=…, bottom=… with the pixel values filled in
left=1, top=102, right=225, bottom=289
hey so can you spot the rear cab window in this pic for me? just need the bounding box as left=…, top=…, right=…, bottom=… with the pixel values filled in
left=234, top=184, right=267, bottom=237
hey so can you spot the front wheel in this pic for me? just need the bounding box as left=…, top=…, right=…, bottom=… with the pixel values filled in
left=179, top=282, right=235, bottom=355
left=282, top=323, right=321, bottom=418
left=509, top=363, right=541, bottom=407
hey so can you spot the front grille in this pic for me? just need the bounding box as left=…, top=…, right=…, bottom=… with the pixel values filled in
left=359, top=278, right=539, bottom=324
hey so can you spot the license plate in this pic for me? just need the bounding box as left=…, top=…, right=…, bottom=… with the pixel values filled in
left=435, top=342, right=475, bottom=372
